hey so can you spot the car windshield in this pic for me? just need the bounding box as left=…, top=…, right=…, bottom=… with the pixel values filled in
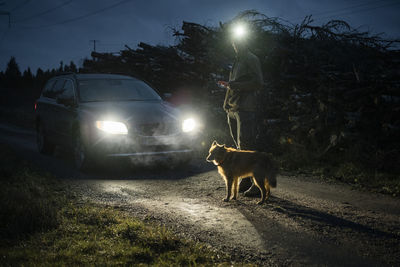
left=78, top=79, right=161, bottom=102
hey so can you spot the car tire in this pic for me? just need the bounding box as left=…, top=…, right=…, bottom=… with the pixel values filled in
left=73, top=133, right=93, bottom=171
left=37, top=123, right=55, bottom=155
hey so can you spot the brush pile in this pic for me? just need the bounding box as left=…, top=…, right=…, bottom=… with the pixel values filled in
left=81, top=10, right=400, bottom=174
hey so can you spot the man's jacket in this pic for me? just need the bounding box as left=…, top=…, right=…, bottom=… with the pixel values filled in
left=224, top=50, right=263, bottom=112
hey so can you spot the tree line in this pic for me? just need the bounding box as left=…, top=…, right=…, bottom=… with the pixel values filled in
left=0, top=57, right=79, bottom=104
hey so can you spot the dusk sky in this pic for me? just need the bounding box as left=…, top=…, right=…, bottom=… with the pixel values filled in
left=1, top=0, right=399, bottom=73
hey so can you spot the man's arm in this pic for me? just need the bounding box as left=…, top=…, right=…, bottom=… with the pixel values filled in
left=229, top=56, right=263, bottom=92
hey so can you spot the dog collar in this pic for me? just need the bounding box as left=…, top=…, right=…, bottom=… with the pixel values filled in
left=215, top=157, right=225, bottom=166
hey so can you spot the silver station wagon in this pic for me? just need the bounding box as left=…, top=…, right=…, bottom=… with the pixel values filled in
left=35, top=73, right=199, bottom=170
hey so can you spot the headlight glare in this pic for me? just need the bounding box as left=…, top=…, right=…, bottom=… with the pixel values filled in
left=182, top=118, right=196, bottom=133
left=96, top=121, right=128, bottom=135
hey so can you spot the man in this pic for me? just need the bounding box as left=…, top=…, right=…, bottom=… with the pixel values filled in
left=218, top=35, right=264, bottom=196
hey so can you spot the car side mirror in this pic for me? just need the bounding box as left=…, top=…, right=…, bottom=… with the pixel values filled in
left=57, top=96, right=75, bottom=107
left=163, top=93, right=172, bottom=99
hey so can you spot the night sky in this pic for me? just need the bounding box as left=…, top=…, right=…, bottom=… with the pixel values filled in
left=1, top=0, right=399, bottom=73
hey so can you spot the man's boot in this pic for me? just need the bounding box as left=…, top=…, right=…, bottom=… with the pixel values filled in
left=244, top=183, right=260, bottom=197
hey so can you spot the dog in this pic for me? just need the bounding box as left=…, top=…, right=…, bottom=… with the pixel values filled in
left=206, top=141, right=278, bottom=205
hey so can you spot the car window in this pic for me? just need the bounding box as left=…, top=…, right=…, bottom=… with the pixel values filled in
left=42, top=79, right=56, bottom=98
left=60, top=80, right=75, bottom=100
left=43, top=79, right=66, bottom=99
left=78, top=79, right=161, bottom=102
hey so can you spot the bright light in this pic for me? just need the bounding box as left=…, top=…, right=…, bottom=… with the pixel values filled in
left=182, top=118, right=196, bottom=133
left=96, top=121, right=128, bottom=135
left=233, top=23, right=247, bottom=39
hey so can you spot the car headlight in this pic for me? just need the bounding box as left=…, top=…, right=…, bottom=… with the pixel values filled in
left=96, top=121, right=128, bottom=135
left=182, top=118, right=196, bottom=133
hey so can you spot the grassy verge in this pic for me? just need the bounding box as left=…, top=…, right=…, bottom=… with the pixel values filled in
left=0, top=102, right=36, bottom=130
left=310, top=162, right=400, bottom=197
left=2, top=204, right=229, bottom=266
left=276, top=143, right=400, bottom=197
left=0, top=144, right=236, bottom=266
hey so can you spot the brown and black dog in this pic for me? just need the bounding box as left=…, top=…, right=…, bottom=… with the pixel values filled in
left=206, top=141, right=278, bottom=204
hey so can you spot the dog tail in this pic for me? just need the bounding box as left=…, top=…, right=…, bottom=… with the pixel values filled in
left=267, top=158, right=278, bottom=188
left=262, top=153, right=278, bottom=188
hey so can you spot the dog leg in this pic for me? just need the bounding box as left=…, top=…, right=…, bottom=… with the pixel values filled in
left=257, top=185, right=267, bottom=205
left=224, top=178, right=233, bottom=202
left=253, top=175, right=267, bottom=205
left=265, top=180, right=271, bottom=201
left=232, top=178, right=239, bottom=200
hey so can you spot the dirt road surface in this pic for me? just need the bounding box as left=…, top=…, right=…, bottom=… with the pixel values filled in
left=1, top=123, right=399, bottom=266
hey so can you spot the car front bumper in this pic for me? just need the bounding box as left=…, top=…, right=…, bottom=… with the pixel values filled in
left=86, top=130, right=195, bottom=162
left=107, top=148, right=192, bottom=157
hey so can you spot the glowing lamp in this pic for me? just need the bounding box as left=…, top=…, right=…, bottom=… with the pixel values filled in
left=182, top=118, right=196, bottom=133
left=232, top=23, right=247, bottom=39
left=96, top=121, right=128, bottom=135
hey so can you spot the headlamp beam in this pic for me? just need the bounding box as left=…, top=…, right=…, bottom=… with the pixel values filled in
left=232, top=23, right=247, bottom=39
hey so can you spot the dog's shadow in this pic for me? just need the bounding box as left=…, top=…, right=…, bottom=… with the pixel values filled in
left=261, top=196, right=398, bottom=240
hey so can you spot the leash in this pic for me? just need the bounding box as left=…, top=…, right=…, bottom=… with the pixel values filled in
left=227, top=112, right=239, bottom=149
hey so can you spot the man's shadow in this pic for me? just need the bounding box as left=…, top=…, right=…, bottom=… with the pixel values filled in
left=264, top=195, right=398, bottom=240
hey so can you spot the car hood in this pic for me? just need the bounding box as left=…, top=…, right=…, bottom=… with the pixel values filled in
left=79, top=100, right=180, bottom=124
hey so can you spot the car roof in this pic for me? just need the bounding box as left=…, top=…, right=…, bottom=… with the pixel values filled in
left=54, top=73, right=139, bottom=81
left=76, top=74, right=139, bottom=80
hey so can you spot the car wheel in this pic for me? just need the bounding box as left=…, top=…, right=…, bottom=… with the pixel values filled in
left=37, top=123, right=55, bottom=155
left=73, top=133, right=92, bottom=171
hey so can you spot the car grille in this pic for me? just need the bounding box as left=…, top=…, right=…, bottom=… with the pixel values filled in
left=137, top=122, right=179, bottom=136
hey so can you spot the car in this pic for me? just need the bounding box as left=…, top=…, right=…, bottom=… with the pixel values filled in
left=35, top=73, right=199, bottom=170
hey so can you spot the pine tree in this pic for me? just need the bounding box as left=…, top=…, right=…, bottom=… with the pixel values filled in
left=69, top=61, right=78, bottom=73
left=58, top=61, right=64, bottom=73
left=5, top=57, right=21, bottom=88
left=23, top=67, right=33, bottom=81
left=34, top=68, right=45, bottom=97
left=22, top=67, right=34, bottom=95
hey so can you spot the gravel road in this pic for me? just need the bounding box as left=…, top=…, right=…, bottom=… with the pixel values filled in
left=1, top=122, right=399, bottom=266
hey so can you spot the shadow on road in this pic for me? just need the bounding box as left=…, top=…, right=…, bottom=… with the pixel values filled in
left=234, top=195, right=396, bottom=266
left=267, top=196, right=399, bottom=240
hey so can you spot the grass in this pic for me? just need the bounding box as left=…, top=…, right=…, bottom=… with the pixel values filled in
left=276, top=142, right=400, bottom=197
left=0, top=105, right=36, bottom=129
left=0, top=146, right=63, bottom=241
left=1, top=204, right=228, bottom=266
left=314, top=161, right=400, bottom=196
left=0, top=143, right=237, bottom=266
